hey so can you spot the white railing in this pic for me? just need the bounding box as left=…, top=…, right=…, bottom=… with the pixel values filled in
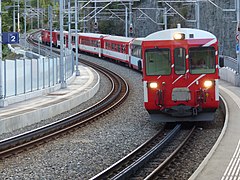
left=0, top=44, right=74, bottom=105
left=219, top=56, right=240, bottom=86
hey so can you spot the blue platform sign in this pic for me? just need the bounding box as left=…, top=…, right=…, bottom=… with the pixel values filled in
left=2, top=32, right=19, bottom=44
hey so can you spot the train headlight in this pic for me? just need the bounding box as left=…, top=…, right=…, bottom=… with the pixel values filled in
left=149, top=82, right=158, bottom=89
left=173, top=33, right=185, bottom=40
left=204, top=80, right=213, bottom=88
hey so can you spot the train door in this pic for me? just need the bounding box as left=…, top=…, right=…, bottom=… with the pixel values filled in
left=173, top=48, right=186, bottom=76
left=98, top=39, right=101, bottom=57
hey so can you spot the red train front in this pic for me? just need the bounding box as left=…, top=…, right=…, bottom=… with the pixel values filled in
left=142, top=25, right=219, bottom=122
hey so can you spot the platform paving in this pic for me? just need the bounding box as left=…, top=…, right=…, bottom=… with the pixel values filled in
left=0, top=65, right=100, bottom=135
left=190, top=80, right=240, bottom=180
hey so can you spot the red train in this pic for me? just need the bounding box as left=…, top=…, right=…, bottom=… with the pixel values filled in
left=41, top=24, right=219, bottom=122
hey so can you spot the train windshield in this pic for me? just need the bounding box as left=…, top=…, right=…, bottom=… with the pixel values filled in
left=189, top=47, right=215, bottom=74
left=174, top=48, right=186, bottom=75
left=145, top=49, right=171, bottom=75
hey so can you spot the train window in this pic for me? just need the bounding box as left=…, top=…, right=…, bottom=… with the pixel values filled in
left=145, top=49, right=171, bottom=76
left=132, top=45, right=142, bottom=58
left=72, top=36, right=75, bottom=43
left=189, top=47, right=215, bottom=74
left=174, top=48, right=186, bottom=75
left=122, top=45, right=126, bottom=53
left=118, top=45, right=121, bottom=52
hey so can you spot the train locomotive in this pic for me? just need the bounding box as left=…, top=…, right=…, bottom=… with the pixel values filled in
left=40, top=24, right=219, bottom=122
left=142, top=24, right=219, bottom=122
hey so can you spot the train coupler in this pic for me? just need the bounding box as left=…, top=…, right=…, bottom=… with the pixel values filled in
left=192, top=108, right=198, bottom=116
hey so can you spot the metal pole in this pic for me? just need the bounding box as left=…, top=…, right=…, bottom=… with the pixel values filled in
left=75, top=0, right=80, bottom=76
left=13, top=1, right=16, bottom=32
left=60, top=0, right=67, bottom=88
left=41, top=8, right=44, bottom=28
left=15, top=60, right=17, bottom=95
left=83, top=8, right=86, bottom=32
left=49, top=6, right=53, bottom=58
left=164, top=7, right=167, bottom=30
left=17, top=0, right=20, bottom=32
left=31, top=15, right=33, bottom=29
left=129, top=0, right=133, bottom=37
left=38, top=38, right=40, bottom=55
left=94, top=0, right=98, bottom=32
left=125, top=6, right=128, bottom=37
left=195, top=0, right=200, bottom=29
left=37, top=0, right=39, bottom=29
left=49, top=6, right=54, bottom=85
left=95, top=0, right=97, bottom=23
left=4, top=61, right=6, bottom=98
left=237, top=0, right=240, bottom=74
left=24, top=0, right=27, bottom=50
left=0, top=0, right=3, bottom=101
left=68, top=0, right=71, bottom=51
left=23, top=59, right=26, bottom=93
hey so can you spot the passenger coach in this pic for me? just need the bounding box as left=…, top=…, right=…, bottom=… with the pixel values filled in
left=79, top=33, right=108, bottom=57
left=102, top=35, right=134, bottom=63
left=142, top=24, right=219, bottom=122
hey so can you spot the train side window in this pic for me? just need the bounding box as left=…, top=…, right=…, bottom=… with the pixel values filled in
left=145, top=48, right=171, bottom=76
left=72, top=36, right=75, bottom=43
left=122, top=45, right=126, bottom=53
left=118, top=45, right=121, bottom=52
left=174, top=48, right=186, bottom=75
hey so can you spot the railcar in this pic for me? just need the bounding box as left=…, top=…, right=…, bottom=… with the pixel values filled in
left=102, top=35, right=134, bottom=63
left=40, top=29, right=65, bottom=48
left=51, top=31, right=59, bottom=47
left=41, top=29, right=51, bottom=45
left=79, top=33, right=108, bottom=57
left=130, top=38, right=144, bottom=70
left=142, top=24, right=219, bottom=122
left=70, top=32, right=80, bottom=52
left=56, top=31, right=69, bottom=48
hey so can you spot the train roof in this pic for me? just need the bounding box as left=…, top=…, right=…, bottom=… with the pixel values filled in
left=103, top=35, right=134, bottom=42
left=131, top=38, right=144, bottom=45
left=144, top=27, right=217, bottom=41
left=78, top=33, right=108, bottom=38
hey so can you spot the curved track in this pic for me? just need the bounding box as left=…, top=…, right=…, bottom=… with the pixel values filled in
left=0, top=32, right=129, bottom=159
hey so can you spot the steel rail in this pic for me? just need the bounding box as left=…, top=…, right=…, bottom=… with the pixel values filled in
left=90, top=124, right=182, bottom=179
left=144, top=125, right=196, bottom=180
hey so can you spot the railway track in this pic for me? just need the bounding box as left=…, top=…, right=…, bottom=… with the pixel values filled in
left=0, top=32, right=129, bottom=159
left=90, top=124, right=195, bottom=179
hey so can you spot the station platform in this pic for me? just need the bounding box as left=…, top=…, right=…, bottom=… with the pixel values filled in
left=0, top=65, right=100, bottom=135
left=190, top=80, right=240, bottom=180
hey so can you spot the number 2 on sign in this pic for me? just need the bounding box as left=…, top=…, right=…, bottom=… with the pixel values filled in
left=10, top=35, right=16, bottom=42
